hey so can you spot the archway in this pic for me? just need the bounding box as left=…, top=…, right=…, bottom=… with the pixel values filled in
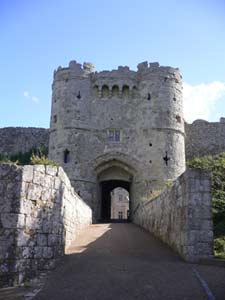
left=95, top=160, right=134, bottom=222
left=100, top=180, right=130, bottom=222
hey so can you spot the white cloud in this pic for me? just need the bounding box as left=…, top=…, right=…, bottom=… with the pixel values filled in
left=183, top=81, right=225, bottom=123
left=23, top=91, right=39, bottom=104
left=31, top=96, right=39, bottom=103
left=23, top=91, right=30, bottom=99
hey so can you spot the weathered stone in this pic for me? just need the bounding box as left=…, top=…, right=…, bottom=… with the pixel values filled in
left=1, top=213, right=25, bottom=229
left=27, top=183, right=42, bottom=201
left=46, top=166, right=58, bottom=177
left=0, top=163, right=91, bottom=287
left=48, top=234, right=58, bottom=246
left=33, top=165, right=45, bottom=174
left=33, top=247, right=43, bottom=258
left=133, top=169, right=213, bottom=261
left=43, top=247, right=53, bottom=259
left=37, top=234, right=47, bottom=246
left=22, top=166, right=34, bottom=182
left=17, top=230, right=30, bottom=247
left=185, top=119, right=225, bottom=159
left=0, top=128, right=49, bottom=156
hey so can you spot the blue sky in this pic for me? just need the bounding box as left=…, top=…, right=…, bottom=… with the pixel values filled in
left=0, top=0, right=225, bottom=127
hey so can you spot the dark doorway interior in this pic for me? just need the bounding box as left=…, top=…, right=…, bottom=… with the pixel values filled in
left=100, top=180, right=130, bottom=222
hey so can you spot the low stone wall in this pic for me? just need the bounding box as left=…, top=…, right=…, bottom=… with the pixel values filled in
left=0, top=164, right=92, bottom=287
left=133, top=169, right=214, bottom=262
left=0, top=127, right=49, bottom=156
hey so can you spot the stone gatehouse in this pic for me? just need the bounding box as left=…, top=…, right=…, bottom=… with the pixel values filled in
left=49, top=60, right=185, bottom=222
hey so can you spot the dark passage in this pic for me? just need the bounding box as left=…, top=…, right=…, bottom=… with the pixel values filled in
left=100, top=180, right=130, bottom=222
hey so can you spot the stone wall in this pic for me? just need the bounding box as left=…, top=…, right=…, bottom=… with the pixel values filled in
left=2, top=117, right=225, bottom=164
left=0, top=164, right=92, bottom=287
left=185, top=118, right=225, bottom=159
left=0, top=127, right=49, bottom=156
left=133, top=169, right=214, bottom=262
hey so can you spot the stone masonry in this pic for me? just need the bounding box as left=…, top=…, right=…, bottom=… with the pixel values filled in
left=185, top=118, right=225, bottom=159
left=0, top=164, right=92, bottom=287
left=133, top=169, right=214, bottom=262
left=0, top=127, right=49, bottom=156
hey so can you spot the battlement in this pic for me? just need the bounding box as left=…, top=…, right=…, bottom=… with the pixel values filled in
left=53, top=60, right=95, bottom=81
left=53, top=60, right=182, bottom=84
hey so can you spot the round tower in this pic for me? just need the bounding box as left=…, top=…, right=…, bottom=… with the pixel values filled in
left=49, top=61, right=96, bottom=208
left=135, top=61, right=185, bottom=186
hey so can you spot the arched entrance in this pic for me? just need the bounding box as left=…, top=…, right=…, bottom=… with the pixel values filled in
left=95, top=158, right=135, bottom=222
left=100, top=180, right=130, bottom=221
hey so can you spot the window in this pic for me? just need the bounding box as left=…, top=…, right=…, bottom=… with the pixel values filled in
left=64, top=149, right=70, bottom=163
left=107, top=129, right=121, bottom=142
left=112, top=85, right=119, bottom=97
left=122, top=85, right=129, bottom=99
left=101, top=85, right=109, bottom=98
left=118, top=211, right=123, bottom=219
left=115, top=130, right=120, bottom=141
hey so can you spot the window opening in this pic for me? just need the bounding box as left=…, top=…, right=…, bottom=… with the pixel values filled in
left=64, top=149, right=70, bottom=163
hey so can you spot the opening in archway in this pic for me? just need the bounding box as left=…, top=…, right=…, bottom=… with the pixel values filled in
left=100, top=180, right=130, bottom=222
left=111, top=187, right=129, bottom=220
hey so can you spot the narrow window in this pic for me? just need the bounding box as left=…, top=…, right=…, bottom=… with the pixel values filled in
left=102, top=85, right=109, bottom=98
left=163, top=151, right=170, bottom=166
left=122, top=85, right=129, bottom=99
left=77, top=91, right=81, bottom=99
left=115, top=130, right=120, bottom=141
left=108, top=130, right=114, bottom=142
left=64, top=149, right=70, bottom=163
left=53, top=115, right=57, bottom=123
left=112, top=85, right=119, bottom=97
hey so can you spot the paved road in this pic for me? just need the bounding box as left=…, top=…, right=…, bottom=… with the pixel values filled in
left=32, top=223, right=225, bottom=300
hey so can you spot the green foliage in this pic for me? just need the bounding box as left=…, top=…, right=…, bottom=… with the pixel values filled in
left=0, top=145, right=58, bottom=166
left=30, top=152, right=58, bottom=167
left=214, top=237, right=225, bottom=259
left=0, top=154, right=18, bottom=165
left=188, top=153, right=225, bottom=257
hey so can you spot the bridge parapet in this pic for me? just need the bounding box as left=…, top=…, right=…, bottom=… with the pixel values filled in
left=133, top=169, right=214, bottom=262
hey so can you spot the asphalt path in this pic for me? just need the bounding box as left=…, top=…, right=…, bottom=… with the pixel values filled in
left=33, top=223, right=225, bottom=300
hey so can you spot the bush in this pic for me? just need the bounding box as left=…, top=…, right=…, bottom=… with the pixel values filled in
left=214, top=237, right=225, bottom=258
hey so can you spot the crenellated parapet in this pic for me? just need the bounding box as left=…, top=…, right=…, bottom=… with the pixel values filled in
left=53, top=60, right=95, bottom=82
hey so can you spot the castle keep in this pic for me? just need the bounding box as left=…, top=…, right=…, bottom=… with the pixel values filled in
left=49, top=60, right=186, bottom=222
